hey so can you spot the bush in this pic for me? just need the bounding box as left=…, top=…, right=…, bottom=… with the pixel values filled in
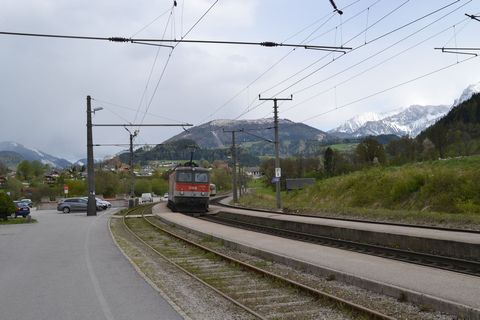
left=134, top=179, right=152, bottom=196
left=151, top=178, right=168, bottom=195
left=0, top=193, right=15, bottom=221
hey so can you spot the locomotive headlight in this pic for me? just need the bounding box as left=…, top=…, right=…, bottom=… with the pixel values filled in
left=201, top=192, right=205, bottom=196
left=180, top=191, right=184, bottom=195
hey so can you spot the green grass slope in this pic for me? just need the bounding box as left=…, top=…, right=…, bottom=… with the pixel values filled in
left=241, top=156, right=480, bottom=227
left=290, top=156, right=480, bottom=214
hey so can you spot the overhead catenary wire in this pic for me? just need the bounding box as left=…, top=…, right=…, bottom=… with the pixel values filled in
left=254, top=0, right=408, bottom=103
left=203, top=0, right=366, bottom=123
left=291, top=0, right=472, bottom=98
left=283, top=15, right=474, bottom=115
left=92, top=98, right=186, bottom=123
left=259, top=0, right=383, bottom=98
left=133, top=6, right=175, bottom=126
left=200, top=0, right=356, bottom=123
left=234, top=0, right=464, bottom=121
left=282, top=0, right=461, bottom=96
left=278, top=3, right=472, bottom=120
left=465, top=13, right=480, bottom=22
left=136, top=0, right=221, bottom=131
left=223, top=1, right=383, bottom=122
left=178, top=0, right=219, bottom=45
left=0, top=31, right=351, bottom=51
left=130, top=6, right=173, bottom=38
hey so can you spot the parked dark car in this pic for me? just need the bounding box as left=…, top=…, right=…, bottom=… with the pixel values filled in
left=13, top=201, right=30, bottom=218
left=19, top=198, right=33, bottom=208
left=57, top=197, right=105, bottom=213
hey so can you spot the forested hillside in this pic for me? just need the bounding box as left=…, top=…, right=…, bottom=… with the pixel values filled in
left=418, top=93, right=480, bottom=158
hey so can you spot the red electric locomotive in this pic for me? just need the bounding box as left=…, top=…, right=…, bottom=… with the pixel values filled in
left=167, top=164, right=210, bottom=214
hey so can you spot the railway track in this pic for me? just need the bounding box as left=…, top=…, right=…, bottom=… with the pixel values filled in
left=200, top=213, right=480, bottom=277
left=120, top=204, right=396, bottom=320
left=211, top=196, right=480, bottom=234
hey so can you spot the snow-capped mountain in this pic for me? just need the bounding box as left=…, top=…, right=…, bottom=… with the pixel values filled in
left=0, top=141, right=71, bottom=168
left=453, top=82, right=480, bottom=107
left=330, top=82, right=480, bottom=138
left=333, top=112, right=382, bottom=134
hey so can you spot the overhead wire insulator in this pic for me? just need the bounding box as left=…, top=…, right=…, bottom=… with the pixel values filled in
left=109, top=37, right=130, bottom=42
left=261, top=42, right=278, bottom=47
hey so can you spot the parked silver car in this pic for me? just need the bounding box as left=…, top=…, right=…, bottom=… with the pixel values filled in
left=57, top=197, right=104, bottom=213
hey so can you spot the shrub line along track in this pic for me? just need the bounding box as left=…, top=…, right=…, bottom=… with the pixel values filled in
left=120, top=204, right=396, bottom=320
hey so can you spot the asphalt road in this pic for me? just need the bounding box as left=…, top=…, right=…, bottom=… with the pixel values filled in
left=0, top=209, right=184, bottom=320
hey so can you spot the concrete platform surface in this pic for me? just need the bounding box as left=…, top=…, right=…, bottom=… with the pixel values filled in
left=154, top=203, right=480, bottom=318
left=0, top=209, right=184, bottom=320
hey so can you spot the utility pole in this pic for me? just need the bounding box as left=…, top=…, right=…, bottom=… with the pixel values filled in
left=86, top=95, right=96, bottom=216
left=88, top=122, right=193, bottom=209
left=124, top=127, right=139, bottom=207
left=224, top=129, right=243, bottom=203
left=259, top=94, right=293, bottom=210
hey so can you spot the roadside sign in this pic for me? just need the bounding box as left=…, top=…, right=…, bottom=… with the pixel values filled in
left=271, top=177, right=280, bottom=183
left=275, top=167, right=281, bottom=178
left=64, top=185, right=69, bottom=195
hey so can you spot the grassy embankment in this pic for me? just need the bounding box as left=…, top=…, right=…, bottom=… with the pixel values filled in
left=239, top=156, right=480, bottom=228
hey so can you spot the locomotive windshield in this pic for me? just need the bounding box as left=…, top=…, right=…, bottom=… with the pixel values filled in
left=195, top=173, right=208, bottom=183
left=176, top=170, right=208, bottom=183
left=177, top=172, right=192, bottom=182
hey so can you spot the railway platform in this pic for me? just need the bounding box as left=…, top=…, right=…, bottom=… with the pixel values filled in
left=212, top=201, right=480, bottom=261
left=153, top=203, right=480, bottom=319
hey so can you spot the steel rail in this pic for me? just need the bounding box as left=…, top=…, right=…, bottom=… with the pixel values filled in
left=201, top=214, right=480, bottom=277
left=121, top=205, right=266, bottom=320
left=121, top=205, right=396, bottom=320
left=210, top=196, right=480, bottom=234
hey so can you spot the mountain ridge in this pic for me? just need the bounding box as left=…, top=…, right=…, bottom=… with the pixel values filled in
left=164, top=118, right=331, bottom=150
left=330, top=82, right=480, bottom=138
left=0, top=141, right=71, bottom=169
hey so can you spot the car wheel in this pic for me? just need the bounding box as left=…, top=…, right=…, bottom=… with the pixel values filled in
left=63, top=207, right=71, bottom=214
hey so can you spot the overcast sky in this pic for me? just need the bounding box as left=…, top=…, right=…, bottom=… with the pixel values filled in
left=1, top=0, right=479, bottom=161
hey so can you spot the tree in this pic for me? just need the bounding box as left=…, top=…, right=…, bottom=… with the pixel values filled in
left=5, top=178, right=23, bottom=200
left=16, top=160, right=33, bottom=181
left=210, top=167, right=231, bottom=192
left=324, top=147, right=334, bottom=176
left=65, top=180, right=87, bottom=197
left=31, top=160, right=46, bottom=178
left=0, top=161, right=8, bottom=176
left=355, top=138, right=386, bottom=165
left=0, top=192, right=15, bottom=220
left=386, top=137, right=419, bottom=165
left=200, top=160, right=210, bottom=168
left=97, top=171, right=121, bottom=198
